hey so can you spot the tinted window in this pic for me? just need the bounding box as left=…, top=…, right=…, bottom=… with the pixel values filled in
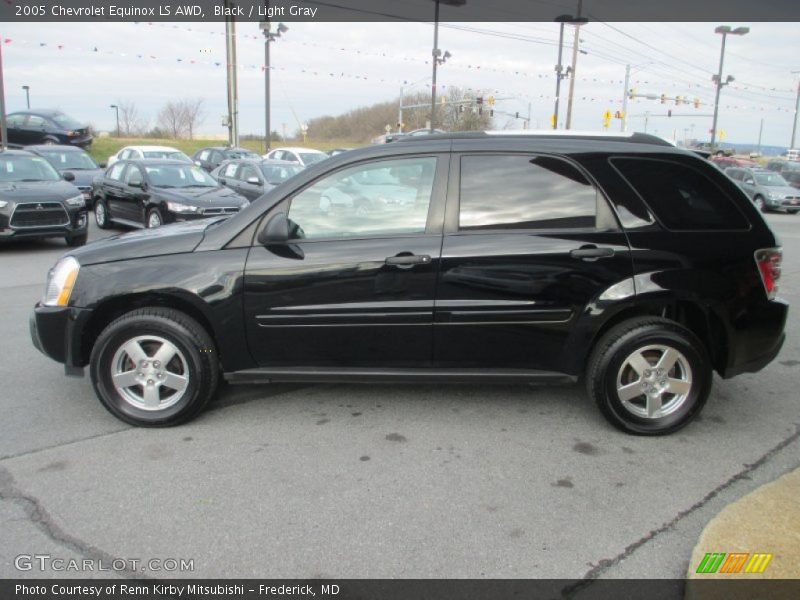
left=50, top=112, right=83, bottom=129
left=107, top=163, right=126, bottom=181
left=125, top=166, right=143, bottom=186
left=223, top=163, right=239, bottom=178
left=143, top=164, right=217, bottom=188
left=240, top=165, right=260, bottom=182
left=26, top=115, right=47, bottom=128
left=37, top=150, right=97, bottom=170
left=261, top=163, right=303, bottom=184
left=287, top=157, right=436, bottom=240
left=6, top=114, right=26, bottom=127
left=459, top=155, right=598, bottom=230
left=612, top=158, right=748, bottom=231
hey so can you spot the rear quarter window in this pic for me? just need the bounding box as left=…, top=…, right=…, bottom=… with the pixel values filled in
left=611, top=157, right=749, bottom=231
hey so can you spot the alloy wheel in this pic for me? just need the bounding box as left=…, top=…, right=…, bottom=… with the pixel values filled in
left=615, top=344, right=693, bottom=419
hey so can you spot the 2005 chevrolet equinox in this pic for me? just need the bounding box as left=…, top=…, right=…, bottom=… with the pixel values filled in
left=30, top=132, right=788, bottom=434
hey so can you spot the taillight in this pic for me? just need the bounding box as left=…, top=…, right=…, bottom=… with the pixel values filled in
left=754, top=248, right=782, bottom=299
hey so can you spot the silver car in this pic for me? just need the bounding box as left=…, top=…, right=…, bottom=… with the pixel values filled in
left=724, top=167, right=800, bottom=214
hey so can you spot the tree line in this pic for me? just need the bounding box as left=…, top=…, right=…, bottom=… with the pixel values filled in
left=114, top=98, right=205, bottom=139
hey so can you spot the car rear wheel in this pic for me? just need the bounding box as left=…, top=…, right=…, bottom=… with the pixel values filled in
left=146, top=207, right=163, bottom=228
left=94, top=199, right=110, bottom=229
left=90, top=308, right=219, bottom=426
left=586, top=317, right=712, bottom=435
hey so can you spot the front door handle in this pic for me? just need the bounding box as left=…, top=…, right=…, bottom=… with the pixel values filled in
left=385, top=254, right=432, bottom=269
left=570, top=246, right=615, bottom=261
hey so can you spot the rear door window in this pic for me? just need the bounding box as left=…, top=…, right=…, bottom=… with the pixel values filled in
left=458, top=154, right=602, bottom=231
left=612, top=158, right=748, bottom=231
left=107, top=163, right=126, bottom=181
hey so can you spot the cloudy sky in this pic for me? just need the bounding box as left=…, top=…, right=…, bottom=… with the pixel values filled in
left=2, top=20, right=798, bottom=147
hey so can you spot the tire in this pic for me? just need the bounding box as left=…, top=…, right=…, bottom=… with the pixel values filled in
left=94, top=199, right=111, bottom=229
left=43, top=138, right=57, bottom=145
left=90, top=308, right=219, bottom=427
left=788, top=210, right=799, bottom=215
left=146, top=207, right=163, bottom=228
left=754, top=196, right=767, bottom=213
left=65, top=232, right=88, bottom=247
left=586, top=317, right=712, bottom=435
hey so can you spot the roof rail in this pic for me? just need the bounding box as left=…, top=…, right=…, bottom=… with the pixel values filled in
left=398, top=130, right=674, bottom=147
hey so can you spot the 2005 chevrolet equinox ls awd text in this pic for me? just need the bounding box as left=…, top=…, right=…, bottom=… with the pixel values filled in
left=30, top=132, right=788, bottom=435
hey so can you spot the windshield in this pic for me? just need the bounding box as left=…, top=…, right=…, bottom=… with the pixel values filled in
left=144, top=164, right=218, bottom=188
left=755, top=172, right=789, bottom=187
left=142, top=151, right=192, bottom=162
left=260, top=163, right=303, bottom=185
left=226, top=150, right=260, bottom=160
left=0, top=155, right=62, bottom=182
left=299, top=153, right=326, bottom=165
left=37, top=150, right=98, bottom=170
left=50, top=112, right=84, bottom=130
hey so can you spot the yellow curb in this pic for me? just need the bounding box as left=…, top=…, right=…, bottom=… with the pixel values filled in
left=685, top=467, right=800, bottom=599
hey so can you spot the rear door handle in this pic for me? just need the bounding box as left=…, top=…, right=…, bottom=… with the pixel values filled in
left=385, top=254, right=432, bottom=269
left=570, top=246, right=615, bottom=261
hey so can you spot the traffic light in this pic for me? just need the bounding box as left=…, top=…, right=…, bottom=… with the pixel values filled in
left=487, top=96, right=495, bottom=107
left=550, top=113, right=556, bottom=128
left=660, top=94, right=667, bottom=104
left=694, top=97, right=701, bottom=108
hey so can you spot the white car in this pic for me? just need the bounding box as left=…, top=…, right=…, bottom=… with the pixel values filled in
left=107, top=145, right=193, bottom=166
left=263, top=147, right=328, bottom=167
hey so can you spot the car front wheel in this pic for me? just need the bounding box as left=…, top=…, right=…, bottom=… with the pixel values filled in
left=90, top=308, right=220, bottom=426
left=754, top=195, right=767, bottom=212
left=586, top=317, right=712, bottom=435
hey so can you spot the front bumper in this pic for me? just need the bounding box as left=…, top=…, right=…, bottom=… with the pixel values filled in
left=30, top=304, right=93, bottom=376
left=0, top=206, right=87, bottom=241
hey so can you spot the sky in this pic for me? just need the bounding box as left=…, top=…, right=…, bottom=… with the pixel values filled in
left=2, top=20, right=798, bottom=148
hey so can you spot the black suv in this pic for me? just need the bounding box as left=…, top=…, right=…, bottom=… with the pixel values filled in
left=0, top=149, right=89, bottom=246
left=29, top=132, right=787, bottom=434
left=192, top=146, right=261, bottom=172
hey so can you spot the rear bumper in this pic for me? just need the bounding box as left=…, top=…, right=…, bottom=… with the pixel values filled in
left=30, top=304, right=92, bottom=375
left=723, top=298, right=789, bottom=378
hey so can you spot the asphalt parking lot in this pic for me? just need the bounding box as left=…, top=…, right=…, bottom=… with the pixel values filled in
left=1, top=213, right=798, bottom=582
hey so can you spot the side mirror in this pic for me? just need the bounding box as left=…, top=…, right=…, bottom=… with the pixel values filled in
left=247, top=176, right=262, bottom=185
left=62, top=171, right=75, bottom=182
left=99, top=162, right=107, bottom=168
left=194, top=160, right=202, bottom=166
left=257, top=212, right=290, bottom=245
left=744, top=179, right=754, bottom=185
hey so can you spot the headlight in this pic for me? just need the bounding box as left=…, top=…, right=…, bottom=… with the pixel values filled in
left=0, top=200, right=8, bottom=209
left=166, top=201, right=199, bottom=213
left=43, top=256, right=80, bottom=307
left=64, top=194, right=85, bottom=207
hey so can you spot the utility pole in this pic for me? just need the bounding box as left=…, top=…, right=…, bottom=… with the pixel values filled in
left=757, top=117, right=764, bottom=156
left=224, top=0, right=239, bottom=148
left=553, top=17, right=568, bottom=130
left=790, top=71, right=800, bottom=150
left=260, top=19, right=287, bottom=153
left=621, top=65, right=631, bottom=132
left=109, top=104, right=119, bottom=137
left=0, top=39, right=7, bottom=150
left=564, top=0, right=587, bottom=129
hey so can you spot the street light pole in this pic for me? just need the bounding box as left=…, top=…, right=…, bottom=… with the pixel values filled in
left=0, top=41, right=7, bottom=150
left=260, top=20, right=287, bottom=153
left=109, top=104, right=119, bottom=137
left=22, top=85, right=30, bottom=109
left=430, top=0, right=441, bottom=133
left=710, top=25, right=748, bottom=152
left=790, top=71, right=800, bottom=151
